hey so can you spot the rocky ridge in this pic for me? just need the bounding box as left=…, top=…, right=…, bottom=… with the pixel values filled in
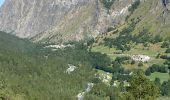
left=0, top=0, right=136, bottom=43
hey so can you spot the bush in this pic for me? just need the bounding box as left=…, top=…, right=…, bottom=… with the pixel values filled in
left=161, top=41, right=169, bottom=48
left=138, top=62, right=143, bottom=67
left=145, top=68, right=151, bottom=76
left=126, top=71, right=160, bottom=99
left=154, top=78, right=161, bottom=86
left=128, top=0, right=140, bottom=14
left=90, top=52, right=112, bottom=72
left=165, top=48, right=170, bottom=53
left=131, top=60, right=136, bottom=65
left=161, top=79, right=170, bottom=96
left=104, top=38, right=113, bottom=49
left=101, top=0, right=115, bottom=10
left=115, top=56, right=131, bottom=64
left=160, top=55, right=170, bottom=61
left=151, top=35, right=163, bottom=43
left=145, top=64, right=168, bottom=75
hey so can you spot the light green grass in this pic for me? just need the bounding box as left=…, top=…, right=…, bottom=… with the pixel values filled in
left=157, top=97, right=170, bottom=100
left=92, top=43, right=166, bottom=69
left=92, top=45, right=122, bottom=60
left=147, top=72, right=170, bottom=83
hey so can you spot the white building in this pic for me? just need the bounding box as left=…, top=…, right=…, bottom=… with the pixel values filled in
left=131, top=55, right=151, bottom=62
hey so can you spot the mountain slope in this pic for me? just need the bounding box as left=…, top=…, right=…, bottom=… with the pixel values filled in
left=127, top=0, right=170, bottom=37
left=0, top=32, right=100, bottom=100
left=0, top=0, right=134, bottom=43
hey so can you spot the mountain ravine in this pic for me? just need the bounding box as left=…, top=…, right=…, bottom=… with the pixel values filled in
left=0, top=0, right=137, bottom=43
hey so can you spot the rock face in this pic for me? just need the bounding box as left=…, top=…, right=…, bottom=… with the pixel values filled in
left=0, top=0, right=134, bottom=43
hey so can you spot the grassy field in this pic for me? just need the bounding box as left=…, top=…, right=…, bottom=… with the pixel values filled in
left=91, top=43, right=166, bottom=70
left=147, top=72, right=170, bottom=83
left=157, top=97, right=170, bottom=100
left=91, top=45, right=121, bottom=60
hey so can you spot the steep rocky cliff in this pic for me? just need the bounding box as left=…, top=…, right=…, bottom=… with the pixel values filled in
left=0, top=0, right=135, bottom=43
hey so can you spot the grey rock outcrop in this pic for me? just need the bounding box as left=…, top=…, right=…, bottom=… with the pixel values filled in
left=0, top=0, right=134, bottom=43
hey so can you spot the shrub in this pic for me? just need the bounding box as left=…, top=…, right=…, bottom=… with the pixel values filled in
left=101, top=0, right=115, bottom=10
left=161, top=41, right=169, bottom=48
left=165, top=48, right=170, bottom=53
left=154, top=78, right=161, bottom=86
left=126, top=71, right=160, bottom=99
left=131, top=60, right=136, bottom=65
left=115, top=56, right=131, bottom=64
left=160, top=55, right=170, bottom=61
left=145, top=64, right=168, bottom=75
left=151, top=35, right=163, bottom=43
left=161, top=79, right=170, bottom=96
left=138, top=62, right=143, bottom=67
left=128, top=0, right=140, bottom=14
left=145, top=68, right=151, bottom=76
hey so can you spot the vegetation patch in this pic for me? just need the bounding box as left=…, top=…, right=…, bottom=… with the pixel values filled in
left=101, top=0, right=115, bottom=10
left=147, top=72, right=170, bottom=83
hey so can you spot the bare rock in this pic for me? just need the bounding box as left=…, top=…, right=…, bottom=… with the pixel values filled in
left=0, top=0, right=134, bottom=43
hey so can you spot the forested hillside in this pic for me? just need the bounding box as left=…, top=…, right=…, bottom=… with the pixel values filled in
left=0, top=31, right=112, bottom=100
left=90, top=0, right=170, bottom=99
left=0, top=0, right=170, bottom=100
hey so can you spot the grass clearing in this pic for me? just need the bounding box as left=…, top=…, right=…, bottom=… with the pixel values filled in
left=147, top=72, right=170, bottom=83
left=157, top=97, right=170, bottom=100
left=92, top=43, right=167, bottom=70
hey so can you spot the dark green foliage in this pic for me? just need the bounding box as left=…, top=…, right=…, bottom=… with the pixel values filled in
left=145, top=64, right=168, bottom=76
left=103, top=21, right=157, bottom=51
left=112, top=61, right=121, bottom=68
left=156, top=53, right=161, bottom=59
left=104, top=23, right=134, bottom=51
left=0, top=32, right=113, bottom=100
left=101, top=0, right=115, bottom=10
left=131, top=60, right=136, bottom=65
left=87, top=38, right=95, bottom=47
left=112, top=23, right=135, bottom=51
left=145, top=68, right=151, bottom=76
left=161, top=41, right=169, bottom=48
left=120, top=92, right=135, bottom=100
left=126, top=1, right=140, bottom=20
left=165, top=48, right=170, bottom=53
left=112, top=73, right=131, bottom=82
left=119, top=81, right=126, bottom=92
left=115, top=56, right=131, bottom=64
left=104, top=38, right=113, bottom=49
left=103, top=18, right=163, bottom=51
left=111, top=57, right=132, bottom=82
left=128, top=0, right=140, bottom=14
left=154, top=78, right=161, bottom=87
left=161, top=79, right=170, bottom=96
left=0, top=31, right=165, bottom=99
left=152, top=35, right=163, bottom=43
left=138, top=62, right=143, bottom=67
left=134, top=29, right=153, bottom=44
left=160, top=55, right=170, bottom=61
left=88, top=83, right=120, bottom=100
left=90, top=52, right=112, bottom=72
left=124, top=71, right=160, bottom=100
